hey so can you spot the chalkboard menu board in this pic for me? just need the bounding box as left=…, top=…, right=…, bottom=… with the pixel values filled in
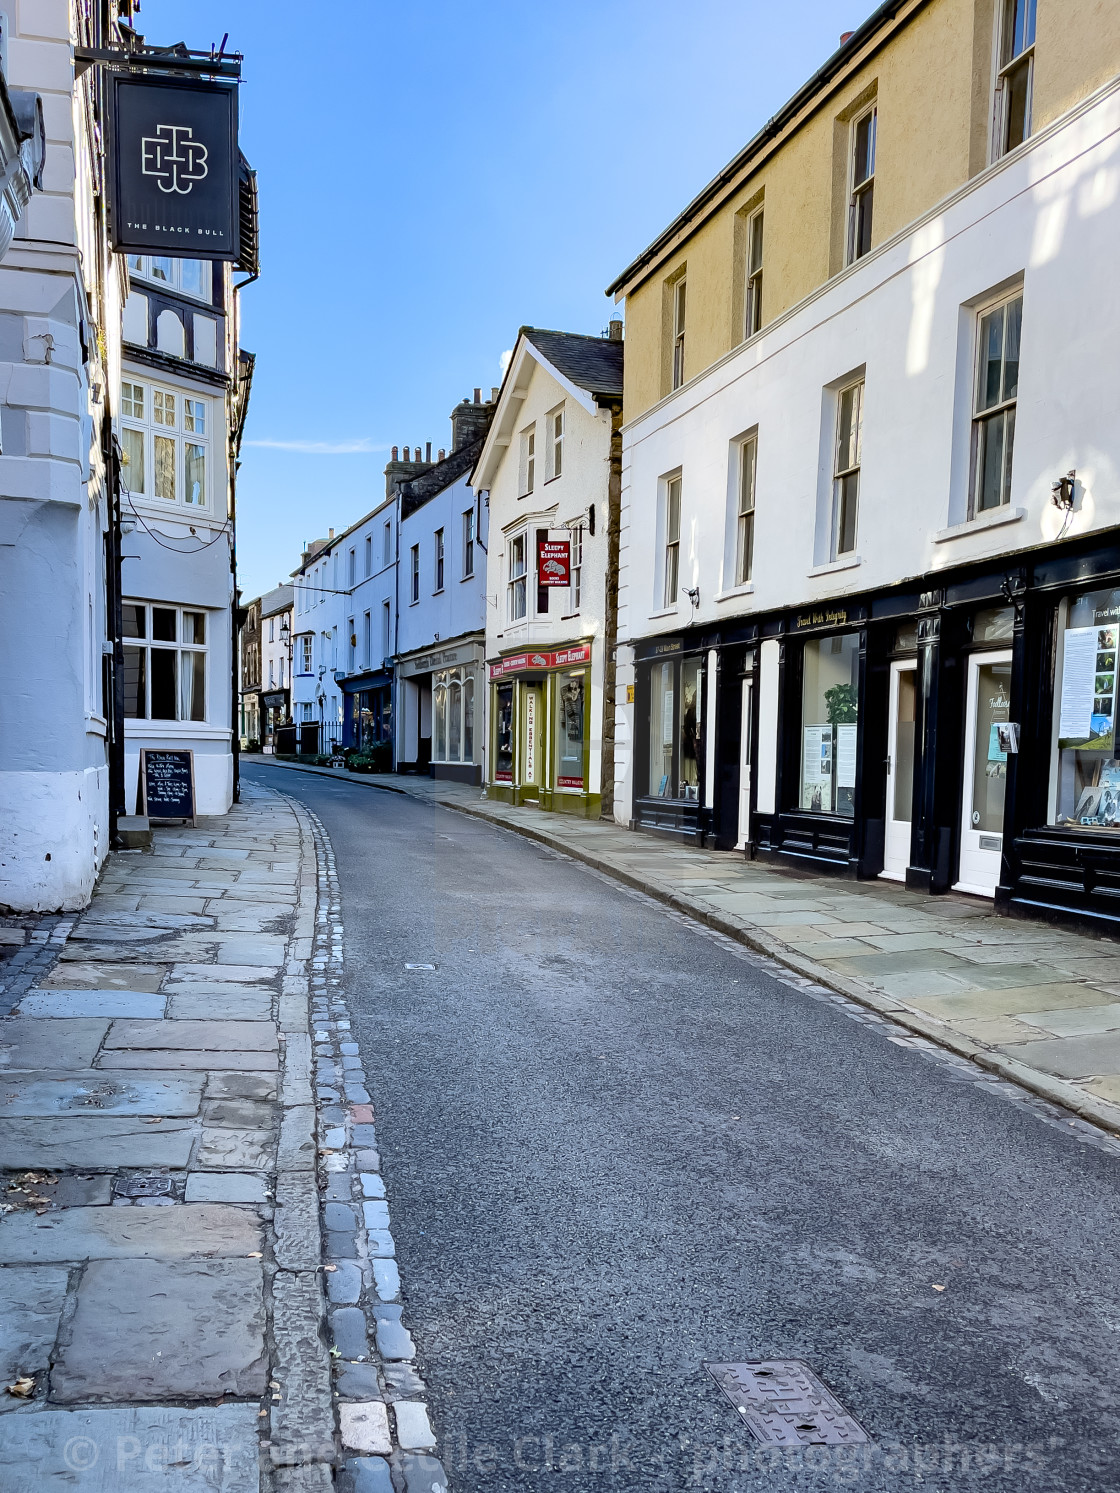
left=142, top=749, right=196, bottom=821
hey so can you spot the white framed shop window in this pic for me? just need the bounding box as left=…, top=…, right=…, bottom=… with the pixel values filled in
left=122, top=602, right=207, bottom=722
left=433, top=667, right=476, bottom=764
left=120, top=377, right=210, bottom=511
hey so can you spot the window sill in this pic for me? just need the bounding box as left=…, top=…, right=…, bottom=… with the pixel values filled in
left=433, top=588, right=444, bottom=596
left=714, top=582, right=755, bottom=603
left=647, top=605, right=679, bottom=619
left=559, top=612, right=581, bottom=621
left=808, top=554, right=861, bottom=577
left=460, top=574, right=475, bottom=583
left=933, top=506, right=1025, bottom=543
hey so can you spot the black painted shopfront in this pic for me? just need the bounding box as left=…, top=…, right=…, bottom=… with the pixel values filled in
left=631, top=528, right=1120, bottom=930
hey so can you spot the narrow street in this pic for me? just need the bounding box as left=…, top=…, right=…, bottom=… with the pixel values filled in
left=246, top=762, right=1120, bottom=1493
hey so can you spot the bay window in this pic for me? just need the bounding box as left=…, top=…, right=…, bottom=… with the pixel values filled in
left=121, top=378, right=209, bottom=511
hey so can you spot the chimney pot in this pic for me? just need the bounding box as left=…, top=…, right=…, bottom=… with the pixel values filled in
left=438, top=448, right=445, bottom=460
left=403, top=446, right=410, bottom=461
left=473, top=388, right=481, bottom=404
left=426, top=442, right=432, bottom=462
left=840, top=30, right=853, bottom=42
left=491, top=387, right=499, bottom=401
left=608, top=318, right=623, bottom=342
left=328, top=528, right=335, bottom=539
left=391, top=445, right=398, bottom=460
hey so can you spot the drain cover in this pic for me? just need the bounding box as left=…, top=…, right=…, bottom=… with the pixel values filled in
left=114, top=1174, right=173, bottom=1199
left=707, top=1361, right=869, bottom=1446
left=404, top=963, right=436, bottom=971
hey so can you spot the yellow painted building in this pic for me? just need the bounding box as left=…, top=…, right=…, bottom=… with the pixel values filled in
left=609, top=0, right=1120, bottom=421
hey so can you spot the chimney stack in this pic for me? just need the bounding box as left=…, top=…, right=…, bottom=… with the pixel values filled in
left=328, top=528, right=335, bottom=539
left=608, top=318, right=623, bottom=341
left=473, top=388, right=481, bottom=404
left=491, top=387, right=499, bottom=401
left=451, top=392, right=496, bottom=452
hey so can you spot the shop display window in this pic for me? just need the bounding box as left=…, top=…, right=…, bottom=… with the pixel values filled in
left=646, top=656, right=704, bottom=801
left=556, top=671, right=585, bottom=789
left=495, top=683, right=514, bottom=781
left=434, top=667, right=475, bottom=764
left=800, top=633, right=860, bottom=817
left=1052, top=587, right=1120, bottom=830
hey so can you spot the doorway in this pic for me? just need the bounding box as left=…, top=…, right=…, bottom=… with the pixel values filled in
left=736, top=677, right=753, bottom=850
left=956, top=650, right=1012, bottom=896
left=882, top=660, right=917, bottom=880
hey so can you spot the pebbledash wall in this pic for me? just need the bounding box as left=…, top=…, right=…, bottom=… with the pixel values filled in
left=613, top=75, right=1120, bottom=926
left=0, top=3, right=116, bottom=911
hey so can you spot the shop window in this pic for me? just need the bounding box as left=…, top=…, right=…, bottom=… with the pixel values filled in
left=495, top=682, right=514, bottom=780
left=556, top=671, right=586, bottom=789
left=971, top=294, right=1022, bottom=515
left=647, top=655, right=703, bottom=801
left=973, top=606, right=1014, bottom=645
left=434, top=667, right=474, bottom=763
left=122, top=602, right=206, bottom=722
left=800, top=633, right=860, bottom=817
left=1052, top=587, right=1120, bottom=830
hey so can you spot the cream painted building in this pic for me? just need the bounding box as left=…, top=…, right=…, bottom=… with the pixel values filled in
left=608, top=0, right=1120, bottom=930
left=473, top=327, right=623, bottom=819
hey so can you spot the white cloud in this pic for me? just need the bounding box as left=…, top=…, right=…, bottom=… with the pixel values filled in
left=500, top=349, right=513, bottom=376
left=244, top=437, right=387, bottom=455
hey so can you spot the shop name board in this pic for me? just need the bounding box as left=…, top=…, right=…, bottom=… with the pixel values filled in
left=489, top=643, right=591, bottom=679
left=400, top=646, right=473, bottom=677
left=538, top=537, right=571, bottom=587
left=795, top=608, right=850, bottom=630
left=110, top=75, right=240, bottom=260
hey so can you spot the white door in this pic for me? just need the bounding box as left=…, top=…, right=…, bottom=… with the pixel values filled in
left=955, top=650, right=1013, bottom=897
left=736, top=678, right=753, bottom=850
left=882, top=660, right=917, bottom=880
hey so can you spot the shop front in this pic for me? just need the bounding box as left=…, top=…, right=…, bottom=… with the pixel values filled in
left=260, top=688, right=288, bottom=752
left=487, top=642, right=597, bottom=816
left=628, top=529, right=1120, bottom=930
left=396, top=639, right=484, bottom=784
left=342, top=670, right=393, bottom=764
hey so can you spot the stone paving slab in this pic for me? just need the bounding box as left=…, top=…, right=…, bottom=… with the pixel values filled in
left=103, top=1019, right=278, bottom=1051
left=0, top=1074, right=203, bottom=1116
left=0, top=1203, right=261, bottom=1262
left=0, top=1018, right=110, bottom=1068
left=0, top=1117, right=196, bottom=1170
left=39, top=963, right=167, bottom=991
left=0, top=1265, right=69, bottom=1385
left=0, top=1404, right=262, bottom=1491
left=17, top=990, right=167, bottom=1019
left=51, top=1258, right=267, bottom=1402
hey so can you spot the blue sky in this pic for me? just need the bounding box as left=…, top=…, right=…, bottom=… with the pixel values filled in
left=142, top=0, right=866, bottom=602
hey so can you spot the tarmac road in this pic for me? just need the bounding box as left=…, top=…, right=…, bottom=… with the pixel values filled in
left=245, top=761, right=1120, bottom=1493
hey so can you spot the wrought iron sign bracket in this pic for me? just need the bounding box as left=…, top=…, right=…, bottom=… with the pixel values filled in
left=74, top=44, right=242, bottom=81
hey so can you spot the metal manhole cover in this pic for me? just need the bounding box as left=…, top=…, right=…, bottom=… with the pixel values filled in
left=707, top=1360, right=869, bottom=1446
left=114, top=1174, right=173, bottom=1199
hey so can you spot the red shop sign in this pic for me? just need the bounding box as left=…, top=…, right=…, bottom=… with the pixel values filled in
left=538, top=537, right=571, bottom=587
left=488, top=643, right=591, bottom=680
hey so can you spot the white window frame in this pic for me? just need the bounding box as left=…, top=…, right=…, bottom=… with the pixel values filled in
left=508, top=532, right=528, bottom=621
left=846, top=107, right=877, bottom=265
left=381, top=600, right=391, bottom=659
left=462, top=507, right=475, bottom=578
left=663, top=473, right=682, bottom=609
left=832, top=379, right=864, bottom=559
left=348, top=548, right=356, bottom=587
left=735, top=434, right=758, bottom=586
left=744, top=208, right=764, bottom=339
left=347, top=616, right=356, bottom=672
left=671, top=278, right=687, bottom=390
left=300, top=634, right=313, bottom=673
left=409, top=544, right=420, bottom=604
left=120, top=375, right=211, bottom=513
left=364, top=534, right=373, bottom=577
left=570, top=523, right=583, bottom=613
left=521, top=425, right=536, bottom=495
left=383, top=521, right=392, bottom=567
left=547, top=406, right=564, bottom=481
left=126, top=254, right=212, bottom=303
left=362, top=611, right=371, bottom=669
left=992, top=0, right=1036, bottom=160
left=122, top=601, right=208, bottom=722
left=969, top=290, right=1023, bottom=518
left=434, top=528, right=445, bottom=592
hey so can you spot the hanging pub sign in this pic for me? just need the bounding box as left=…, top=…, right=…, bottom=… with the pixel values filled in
left=109, top=74, right=239, bottom=261
left=537, top=536, right=571, bottom=587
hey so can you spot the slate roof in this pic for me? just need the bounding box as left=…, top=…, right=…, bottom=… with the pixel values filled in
left=399, top=435, right=486, bottom=519
left=521, top=328, right=624, bottom=402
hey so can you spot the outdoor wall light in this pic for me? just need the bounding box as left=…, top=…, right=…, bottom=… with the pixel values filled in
left=682, top=585, right=700, bottom=607
left=1050, top=470, right=1076, bottom=510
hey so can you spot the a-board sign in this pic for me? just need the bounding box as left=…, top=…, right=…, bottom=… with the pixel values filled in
left=141, top=749, right=196, bottom=821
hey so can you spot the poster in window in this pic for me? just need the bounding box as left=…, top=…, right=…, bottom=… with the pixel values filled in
left=802, top=725, right=832, bottom=811
left=835, top=723, right=858, bottom=789
left=1058, top=626, right=1109, bottom=747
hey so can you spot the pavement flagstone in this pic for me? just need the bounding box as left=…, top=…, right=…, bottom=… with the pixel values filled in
left=0, top=780, right=447, bottom=1491
left=259, top=756, right=1120, bottom=1137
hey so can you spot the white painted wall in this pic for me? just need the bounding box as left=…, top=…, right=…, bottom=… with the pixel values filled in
left=397, top=469, right=485, bottom=658
left=615, top=78, right=1120, bottom=826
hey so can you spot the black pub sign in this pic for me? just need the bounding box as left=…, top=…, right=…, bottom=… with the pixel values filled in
left=109, top=74, right=239, bottom=261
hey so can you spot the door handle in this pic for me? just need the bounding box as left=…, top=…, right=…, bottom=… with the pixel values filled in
left=884, top=756, right=892, bottom=770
